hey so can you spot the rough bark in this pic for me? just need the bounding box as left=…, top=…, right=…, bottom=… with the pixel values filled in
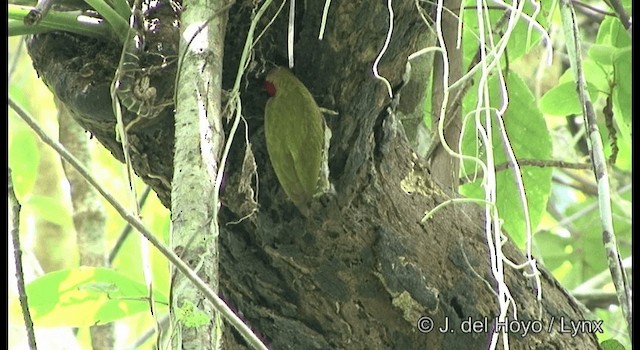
left=26, top=0, right=602, bottom=349
left=170, top=0, right=228, bottom=347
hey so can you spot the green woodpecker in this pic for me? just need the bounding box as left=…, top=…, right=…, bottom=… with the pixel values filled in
left=263, top=67, right=330, bottom=216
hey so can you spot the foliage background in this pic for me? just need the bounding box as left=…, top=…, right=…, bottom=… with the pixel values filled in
left=9, top=36, right=172, bottom=349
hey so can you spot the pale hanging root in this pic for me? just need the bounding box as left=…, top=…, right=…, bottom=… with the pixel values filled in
left=372, top=0, right=395, bottom=99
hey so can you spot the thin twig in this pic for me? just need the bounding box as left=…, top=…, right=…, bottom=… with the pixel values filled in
left=559, top=0, right=631, bottom=340
left=461, top=159, right=592, bottom=184
left=127, top=314, right=170, bottom=350
left=108, top=186, right=152, bottom=265
left=572, top=0, right=616, bottom=17
left=9, top=38, right=25, bottom=77
left=552, top=174, right=597, bottom=196
left=603, top=0, right=632, bottom=32
left=9, top=168, right=38, bottom=350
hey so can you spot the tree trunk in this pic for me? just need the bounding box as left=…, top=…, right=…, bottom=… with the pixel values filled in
left=26, top=0, right=602, bottom=348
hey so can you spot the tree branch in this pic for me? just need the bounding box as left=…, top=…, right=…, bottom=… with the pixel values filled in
left=603, top=0, right=632, bottom=33
left=9, top=168, right=38, bottom=350
left=170, top=0, right=237, bottom=347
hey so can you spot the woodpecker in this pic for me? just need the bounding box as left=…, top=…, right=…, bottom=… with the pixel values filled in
left=263, top=67, right=329, bottom=216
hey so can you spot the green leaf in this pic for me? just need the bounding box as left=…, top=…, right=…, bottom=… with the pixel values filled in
left=461, top=0, right=553, bottom=68
left=609, top=20, right=631, bottom=49
left=609, top=48, right=631, bottom=170
left=596, top=17, right=631, bottom=48
left=25, top=195, right=74, bottom=229
left=533, top=231, right=573, bottom=271
left=613, top=48, right=632, bottom=96
left=9, top=129, right=40, bottom=198
left=610, top=132, right=631, bottom=171
left=22, top=267, right=168, bottom=327
left=538, top=81, right=599, bottom=116
left=555, top=198, right=610, bottom=289
left=582, top=59, right=611, bottom=92
left=600, top=338, right=626, bottom=350
left=588, top=44, right=615, bottom=66
left=461, top=73, right=552, bottom=248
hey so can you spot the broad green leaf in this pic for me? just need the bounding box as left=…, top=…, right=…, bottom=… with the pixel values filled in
left=539, top=81, right=600, bottom=116
left=611, top=88, right=631, bottom=171
left=533, top=230, right=573, bottom=271
left=610, top=48, right=631, bottom=170
left=608, top=124, right=631, bottom=171
left=608, top=18, right=631, bottom=49
left=595, top=18, right=610, bottom=44
left=588, top=44, right=615, bottom=66
left=9, top=129, right=40, bottom=198
left=25, top=195, right=74, bottom=229
left=461, top=73, right=552, bottom=248
left=601, top=338, right=626, bottom=350
left=596, top=17, right=631, bottom=48
left=462, top=0, right=552, bottom=68
left=592, top=15, right=630, bottom=90
left=582, top=59, right=611, bottom=92
left=555, top=66, right=602, bottom=95
left=110, top=196, right=171, bottom=302
left=613, top=49, right=632, bottom=126
left=613, top=48, right=632, bottom=98
left=596, top=306, right=630, bottom=349
left=21, top=267, right=168, bottom=327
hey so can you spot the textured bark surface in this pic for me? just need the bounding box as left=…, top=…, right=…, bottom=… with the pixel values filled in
left=27, top=0, right=602, bottom=349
